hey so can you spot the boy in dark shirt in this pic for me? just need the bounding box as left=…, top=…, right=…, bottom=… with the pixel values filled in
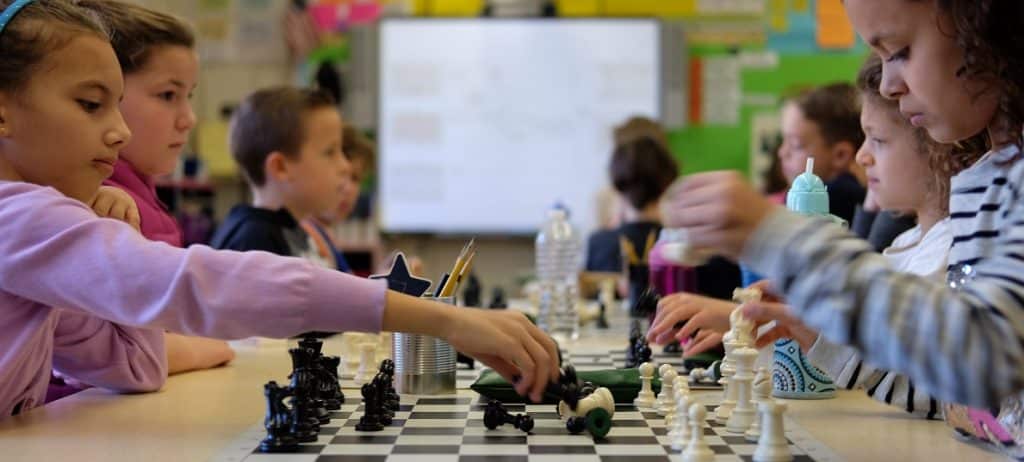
left=211, top=87, right=347, bottom=267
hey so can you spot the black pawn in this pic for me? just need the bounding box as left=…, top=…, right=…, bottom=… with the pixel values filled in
left=355, top=382, right=384, bottom=432
left=381, top=360, right=400, bottom=412
left=374, top=373, right=395, bottom=425
left=483, top=401, right=534, bottom=433
left=259, top=381, right=298, bottom=453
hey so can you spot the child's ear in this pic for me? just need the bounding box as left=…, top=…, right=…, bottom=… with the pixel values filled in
left=264, top=151, right=291, bottom=183
left=830, top=141, right=857, bottom=170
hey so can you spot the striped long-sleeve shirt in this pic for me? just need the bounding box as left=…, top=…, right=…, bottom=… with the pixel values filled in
left=743, top=143, right=1024, bottom=409
left=803, top=220, right=950, bottom=419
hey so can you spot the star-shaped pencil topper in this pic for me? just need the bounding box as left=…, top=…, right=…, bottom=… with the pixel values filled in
left=369, top=252, right=432, bottom=297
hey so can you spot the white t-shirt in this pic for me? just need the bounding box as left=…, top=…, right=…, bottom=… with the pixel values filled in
left=881, top=218, right=952, bottom=277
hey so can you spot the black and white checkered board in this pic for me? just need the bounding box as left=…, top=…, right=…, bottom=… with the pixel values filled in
left=215, top=390, right=841, bottom=462
left=337, top=348, right=720, bottom=391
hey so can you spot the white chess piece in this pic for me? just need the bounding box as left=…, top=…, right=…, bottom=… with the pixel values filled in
left=688, top=367, right=714, bottom=384
left=664, top=378, right=680, bottom=427
left=746, top=367, right=772, bottom=442
left=658, top=363, right=673, bottom=380
left=634, top=362, right=656, bottom=409
left=729, top=306, right=756, bottom=347
left=670, top=388, right=693, bottom=452
left=656, top=364, right=675, bottom=409
left=682, top=402, right=714, bottom=462
left=566, top=386, right=616, bottom=419
left=355, top=342, right=376, bottom=385
left=753, top=401, right=793, bottom=462
left=726, top=346, right=758, bottom=433
left=715, top=339, right=738, bottom=423
left=657, top=368, right=678, bottom=416
left=675, top=374, right=690, bottom=394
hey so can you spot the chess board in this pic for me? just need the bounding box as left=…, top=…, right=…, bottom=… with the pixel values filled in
left=336, top=348, right=722, bottom=391
left=214, top=390, right=841, bottom=462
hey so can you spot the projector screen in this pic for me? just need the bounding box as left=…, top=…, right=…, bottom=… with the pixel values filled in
left=378, top=19, right=661, bottom=235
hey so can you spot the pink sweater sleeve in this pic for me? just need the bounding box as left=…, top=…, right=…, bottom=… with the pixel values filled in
left=0, top=183, right=387, bottom=339
left=51, top=310, right=167, bottom=392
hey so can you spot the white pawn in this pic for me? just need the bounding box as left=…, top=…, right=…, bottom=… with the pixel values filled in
left=675, top=374, right=691, bottom=395
left=726, top=346, right=758, bottom=433
left=670, top=388, right=693, bottom=452
left=656, top=365, right=675, bottom=405
left=753, top=401, right=792, bottom=462
left=634, top=362, right=656, bottom=409
left=657, top=368, right=678, bottom=416
left=354, top=342, right=376, bottom=385
left=746, top=367, right=772, bottom=442
left=682, top=402, right=714, bottom=462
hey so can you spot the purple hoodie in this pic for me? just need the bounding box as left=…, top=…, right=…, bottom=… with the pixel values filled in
left=0, top=181, right=386, bottom=418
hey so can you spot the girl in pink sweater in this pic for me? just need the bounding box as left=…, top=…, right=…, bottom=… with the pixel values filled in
left=0, top=0, right=558, bottom=418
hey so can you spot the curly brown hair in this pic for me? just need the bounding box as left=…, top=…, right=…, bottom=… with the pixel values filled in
left=924, top=0, right=1024, bottom=141
left=857, top=53, right=985, bottom=213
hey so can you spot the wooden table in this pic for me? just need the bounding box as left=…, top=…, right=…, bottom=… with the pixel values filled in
left=0, top=336, right=1003, bottom=462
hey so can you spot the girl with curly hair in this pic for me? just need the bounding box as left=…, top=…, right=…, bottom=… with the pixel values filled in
left=656, top=0, right=1024, bottom=412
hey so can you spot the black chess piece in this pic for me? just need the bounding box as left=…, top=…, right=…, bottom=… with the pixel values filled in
left=541, top=365, right=582, bottom=412
left=259, top=381, right=299, bottom=453
left=662, top=341, right=682, bottom=354
left=355, top=382, right=384, bottom=431
left=373, top=373, right=395, bottom=425
left=579, top=381, right=596, bottom=399
left=488, top=286, right=508, bottom=309
left=462, top=272, right=481, bottom=307
left=625, top=323, right=643, bottom=369
left=631, top=287, right=660, bottom=319
left=380, top=360, right=400, bottom=412
left=457, top=352, right=476, bottom=370
left=635, top=336, right=653, bottom=365
left=295, top=339, right=330, bottom=423
left=566, top=415, right=586, bottom=434
left=288, top=348, right=321, bottom=442
left=483, top=400, right=534, bottom=433
left=319, top=355, right=345, bottom=409
left=596, top=302, right=610, bottom=329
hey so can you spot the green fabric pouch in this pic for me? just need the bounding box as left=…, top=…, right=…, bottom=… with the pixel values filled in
left=470, top=368, right=663, bottom=404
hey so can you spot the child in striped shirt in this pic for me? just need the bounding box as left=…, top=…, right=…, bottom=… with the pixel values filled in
left=661, top=0, right=1024, bottom=410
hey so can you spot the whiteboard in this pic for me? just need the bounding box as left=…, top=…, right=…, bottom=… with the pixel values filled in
left=378, top=19, right=661, bottom=235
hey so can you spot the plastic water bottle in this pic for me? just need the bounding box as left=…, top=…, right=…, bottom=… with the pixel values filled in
left=772, top=157, right=840, bottom=399
left=535, top=206, right=580, bottom=341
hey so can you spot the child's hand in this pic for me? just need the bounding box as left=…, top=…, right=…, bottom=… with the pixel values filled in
left=661, top=172, right=779, bottom=259
left=741, top=301, right=819, bottom=351
left=442, top=308, right=560, bottom=402
left=89, top=186, right=141, bottom=232
left=685, top=330, right=724, bottom=357
left=646, top=293, right=736, bottom=345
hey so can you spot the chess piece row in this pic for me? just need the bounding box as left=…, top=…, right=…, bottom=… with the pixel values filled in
left=259, top=337, right=347, bottom=453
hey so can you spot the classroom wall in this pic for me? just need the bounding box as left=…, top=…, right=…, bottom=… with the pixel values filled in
left=131, top=0, right=868, bottom=298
